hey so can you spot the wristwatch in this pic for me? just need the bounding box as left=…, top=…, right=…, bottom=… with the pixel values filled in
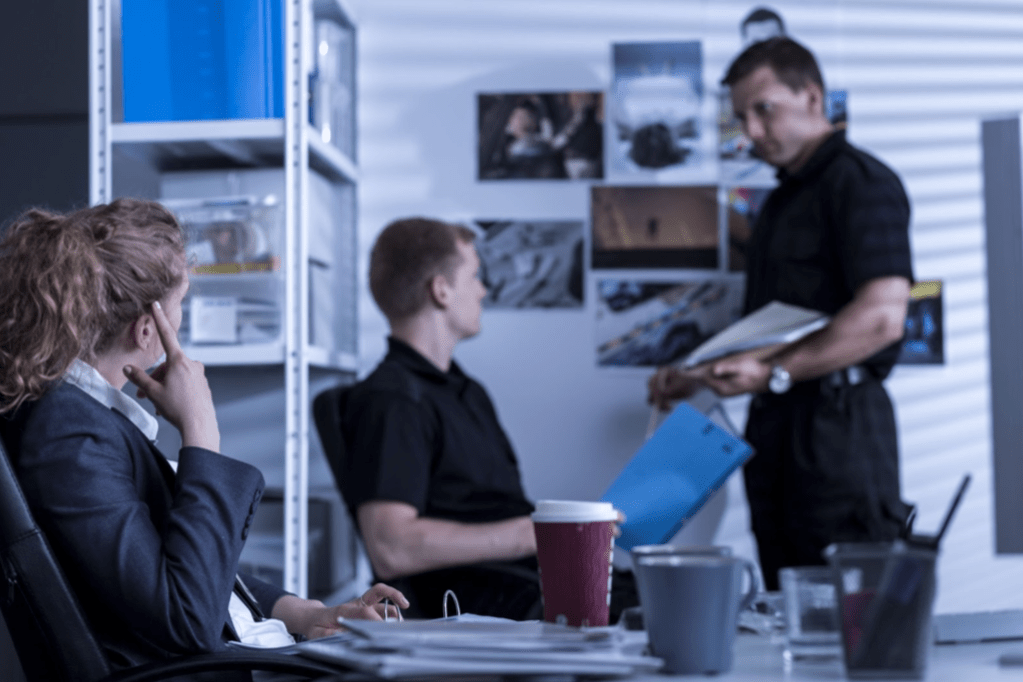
left=768, top=364, right=792, bottom=394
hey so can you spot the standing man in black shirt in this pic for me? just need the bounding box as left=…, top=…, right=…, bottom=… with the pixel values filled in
left=339, top=217, right=542, bottom=619
left=649, top=38, right=914, bottom=591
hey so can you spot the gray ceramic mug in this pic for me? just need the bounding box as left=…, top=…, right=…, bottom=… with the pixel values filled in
left=621, top=545, right=737, bottom=630
left=633, top=554, right=758, bottom=675
left=630, top=544, right=733, bottom=560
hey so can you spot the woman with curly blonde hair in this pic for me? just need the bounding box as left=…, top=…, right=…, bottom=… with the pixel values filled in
left=0, top=198, right=405, bottom=675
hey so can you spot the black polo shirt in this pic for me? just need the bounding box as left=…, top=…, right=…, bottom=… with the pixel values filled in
left=340, top=337, right=534, bottom=525
left=744, top=130, right=913, bottom=375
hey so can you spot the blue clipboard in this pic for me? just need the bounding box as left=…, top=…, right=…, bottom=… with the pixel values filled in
left=600, top=403, right=754, bottom=550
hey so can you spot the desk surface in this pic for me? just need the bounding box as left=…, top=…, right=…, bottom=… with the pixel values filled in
left=302, top=629, right=1023, bottom=681
left=631, top=633, right=1023, bottom=681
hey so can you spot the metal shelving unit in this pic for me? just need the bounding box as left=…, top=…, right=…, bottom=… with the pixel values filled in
left=89, top=0, right=358, bottom=598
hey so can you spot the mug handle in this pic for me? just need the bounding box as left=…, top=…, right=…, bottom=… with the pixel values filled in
left=737, top=558, right=759, bottom=612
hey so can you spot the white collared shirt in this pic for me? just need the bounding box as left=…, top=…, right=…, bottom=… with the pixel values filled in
left=65, top=359, right=160, bottom=442
left=63, top=359, right=295, bottom=648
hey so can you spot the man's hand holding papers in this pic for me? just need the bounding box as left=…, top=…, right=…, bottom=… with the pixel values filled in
left=648, top=344, right=790, bottom=407
left=647, top=302, right=830, bottom=407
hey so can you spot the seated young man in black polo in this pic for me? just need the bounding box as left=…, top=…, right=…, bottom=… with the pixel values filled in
left=339, top=217, right=540, bottom=619
left=340, top=217, right=636, bottom=620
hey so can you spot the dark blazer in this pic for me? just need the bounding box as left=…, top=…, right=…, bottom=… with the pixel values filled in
left=0, top=381, right=282, bottom=670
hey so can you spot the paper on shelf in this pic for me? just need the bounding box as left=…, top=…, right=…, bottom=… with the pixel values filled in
left=681, top=300, right=829, bottom=368
left=189, top=296, right=238, bottom=344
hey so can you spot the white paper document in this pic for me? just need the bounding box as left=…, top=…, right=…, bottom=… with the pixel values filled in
left=296, top=616, right=662, bottom=678
left=682, top=300, right=829, bottom=368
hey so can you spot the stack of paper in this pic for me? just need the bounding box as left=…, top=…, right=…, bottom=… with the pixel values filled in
left=682, top=301, right=829, bottom=368
left=295, top=616, right=662, bottom=678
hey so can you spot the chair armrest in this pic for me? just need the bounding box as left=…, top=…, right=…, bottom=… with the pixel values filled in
left=100, top=649, right=343, bottom=682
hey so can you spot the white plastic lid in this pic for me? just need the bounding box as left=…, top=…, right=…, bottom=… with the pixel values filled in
left=531, top=500, right=617, bottom=523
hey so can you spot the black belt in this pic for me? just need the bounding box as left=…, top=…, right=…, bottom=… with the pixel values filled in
left=824, top=365, right=871, bottom=387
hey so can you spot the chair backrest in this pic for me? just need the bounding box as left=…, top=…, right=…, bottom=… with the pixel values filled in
left=0, top=434, right=112, bottom=682
left=311, top=384, right=353, bottom=505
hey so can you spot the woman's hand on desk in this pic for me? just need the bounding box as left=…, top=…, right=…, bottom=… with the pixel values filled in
left=124, top=301, right=220, bottom=452
left=337, top=583, right=410, bottom=623
left=273, top=584, right=410, bottom=640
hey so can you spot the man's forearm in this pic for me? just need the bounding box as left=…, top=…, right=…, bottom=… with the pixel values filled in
left=773, top=277, right=910, bottom=382
left=701, top=277, right=910, bottom=397
left=360, top=507, right=536, bottom=581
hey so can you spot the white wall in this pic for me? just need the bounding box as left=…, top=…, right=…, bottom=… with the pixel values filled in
left=353, top=0, right=1023, bottom=614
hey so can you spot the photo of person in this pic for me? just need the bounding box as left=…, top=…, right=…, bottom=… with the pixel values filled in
left=595, top=278, right=744, bottom=367
left=724, top=186, right=772, bottom=272
left=610, top=41, right=708, bottom=177
left=473, top=220, right=584, bottom=309
left=898, top=281, right=944, bottom=365
left=740, top=6, right=786, bottom=46
left=591, top=185, right=720, bottom=269
left=478, top=91, right=604, bottom=181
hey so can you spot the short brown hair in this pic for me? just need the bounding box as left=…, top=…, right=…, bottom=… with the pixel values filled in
left=0, top=198, right=186, bottom=414
left=722, top=36, right=825, bottom=94
left=369, top=217, right=477, bottom=321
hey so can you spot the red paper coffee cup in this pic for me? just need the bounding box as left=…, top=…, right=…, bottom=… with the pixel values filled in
left=532, top=500, right=617, bottom=627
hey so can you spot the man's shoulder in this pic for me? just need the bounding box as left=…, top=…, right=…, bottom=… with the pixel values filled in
left=831, top=137, right=906, bottom=192
left=354, top=356, right=426, bottom=404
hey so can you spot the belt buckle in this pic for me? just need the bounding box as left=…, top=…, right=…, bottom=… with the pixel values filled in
left=826, top=365, right=864, bottom=388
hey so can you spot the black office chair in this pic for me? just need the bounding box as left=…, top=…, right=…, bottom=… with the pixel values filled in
left=312, top=384, right=354, bottom=503
left=0, top=434, right=340, bottom=682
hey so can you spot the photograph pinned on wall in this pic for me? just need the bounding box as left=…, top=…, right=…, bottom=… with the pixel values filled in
left=724, top=186, right=772, bottom=272
left=591, top=185, right=720, bottom=269
left=738, top=5, right=788, bottom=46
left=595, top=278, right=744, bottom=368
left=610, top=41, right=711, bottom=179
left=897, top=280, right=943, bottom=365
left=827, top=89, right=848, bottom=129
left=474, top=220, right=584, bottom=309
left=477, top=91, right=604, bottom=181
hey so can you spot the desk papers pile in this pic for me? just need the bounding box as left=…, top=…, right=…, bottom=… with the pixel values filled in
left=296, top=616, right=662, bottom=678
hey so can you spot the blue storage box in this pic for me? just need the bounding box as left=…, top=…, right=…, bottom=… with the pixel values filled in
left=121, top=0, right=283, bottom=122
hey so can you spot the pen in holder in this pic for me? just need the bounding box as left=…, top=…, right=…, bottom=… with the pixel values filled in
left=825, top=474, right=970, bottom=679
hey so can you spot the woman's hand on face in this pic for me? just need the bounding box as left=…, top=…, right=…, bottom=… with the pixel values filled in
left=123, top=301, right=220, bottom=452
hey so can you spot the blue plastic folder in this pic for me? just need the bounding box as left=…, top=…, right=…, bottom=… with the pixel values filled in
left=600, top=404, right=754, bottom=550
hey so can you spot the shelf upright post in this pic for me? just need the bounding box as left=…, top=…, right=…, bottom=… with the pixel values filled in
left=283, top=0, right=312, bottom=598
left=88, top=0, right=113, bottom=205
